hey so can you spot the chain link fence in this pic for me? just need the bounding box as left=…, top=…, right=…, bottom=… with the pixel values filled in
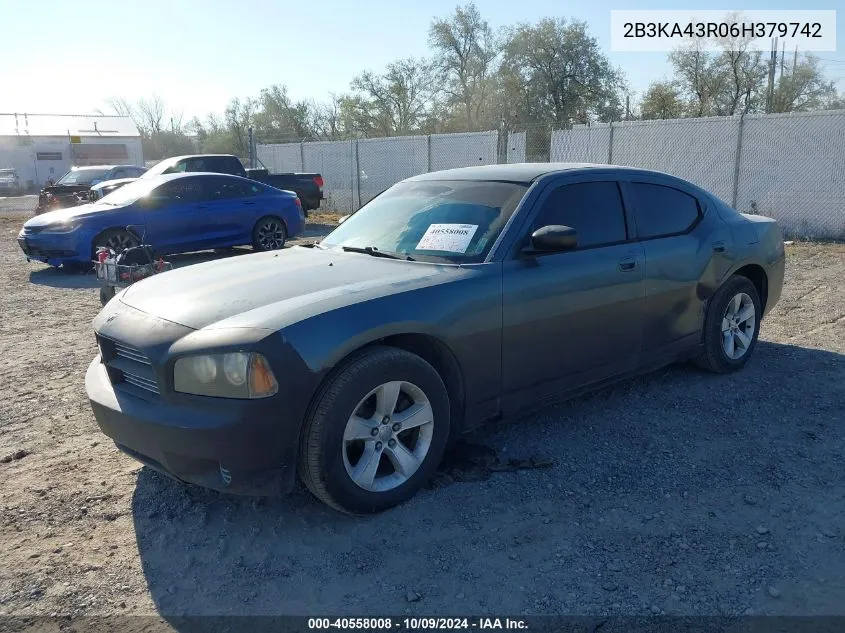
left=257, top=109, right=845, bottom=239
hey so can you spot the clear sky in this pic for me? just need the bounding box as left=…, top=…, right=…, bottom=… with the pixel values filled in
left=1, top=0, right=842, bottom=119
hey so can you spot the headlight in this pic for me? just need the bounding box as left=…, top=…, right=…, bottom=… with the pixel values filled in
left=40, top=220, right=81, bottom=234
left=173, top=352, right=277, bottom=399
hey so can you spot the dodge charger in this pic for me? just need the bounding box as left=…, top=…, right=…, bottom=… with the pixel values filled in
left=85, top=163, right=785, bottom=513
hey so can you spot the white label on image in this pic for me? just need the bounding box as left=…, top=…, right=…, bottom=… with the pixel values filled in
left=416, top=224, right=479, bottom=253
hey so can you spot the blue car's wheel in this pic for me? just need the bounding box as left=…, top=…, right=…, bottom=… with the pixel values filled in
left=252, top=216, right=287, bottom=251
left=93, top=229, right=138, bottom=257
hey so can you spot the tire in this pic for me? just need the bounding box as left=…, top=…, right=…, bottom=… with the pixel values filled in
left=92, top=229, right=139, bottom=257
left=99, top=286, right=116, bottom=306
left=693, top=275, right=761, bottom=373
left=252, top=215, right=287, bottom=251
left=299, top=346, right=451, bottom=514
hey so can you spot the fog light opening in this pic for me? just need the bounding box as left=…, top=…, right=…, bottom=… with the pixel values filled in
left=219, top=465, right=232, bottom=486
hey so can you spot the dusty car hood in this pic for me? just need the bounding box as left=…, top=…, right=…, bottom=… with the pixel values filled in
left=119, top=247, right=467, bottom=331
left=24, top=202, right=119, bottom=227
left=92, top=177, right=138, bottom=191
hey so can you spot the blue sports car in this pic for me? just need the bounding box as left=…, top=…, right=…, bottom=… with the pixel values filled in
left=18, top=172, right=305, bottom=268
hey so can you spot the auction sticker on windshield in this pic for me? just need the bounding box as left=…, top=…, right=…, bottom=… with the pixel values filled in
left=416, top=224, right=478, bottom=253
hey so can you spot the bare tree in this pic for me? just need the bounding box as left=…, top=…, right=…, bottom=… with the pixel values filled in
left=310, top=94, right=345, bottom=140
left=136, top=95, right=166, bottom=135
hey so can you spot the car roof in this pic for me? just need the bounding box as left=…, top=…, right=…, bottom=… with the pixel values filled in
left=408, top=162, right=671, bottom=184
left=70, top=164, right=138, bottom=171
left=144, top=171, right=249, bottom=184
left=157, top=154, right=238, bottom=162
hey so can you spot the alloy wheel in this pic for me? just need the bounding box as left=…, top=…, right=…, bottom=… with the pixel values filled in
left=342, top=380, right=434, bottom=492
left=721, top=292, right=756, bottom=360
left=256, top=219, right=285, bottom=250
left=102, top=232, right=136, bottom=252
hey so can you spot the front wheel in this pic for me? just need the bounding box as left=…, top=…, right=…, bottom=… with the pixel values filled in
left=299, top=346, right=451, bottom=514
left=93, top=229, right=139, bottom=256
left=99, top=286, right=116, bottom=306
left=693, top=275, right=762, bottom=373
left=252, top=216, right=287, bottom=251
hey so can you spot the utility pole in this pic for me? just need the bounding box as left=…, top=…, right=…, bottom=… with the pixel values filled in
left=780, top=40, right=786, bottom=79
left=625, top=94, right=630, bottom=121
left=765, top=36, right=778, bottom=113
left=792, top=46, right=798, bottom=75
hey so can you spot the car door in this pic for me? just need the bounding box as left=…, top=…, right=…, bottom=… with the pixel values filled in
left=500, top=177, right=646, bottom=410
left=200, top=176, right=258, bottom=246
left=621, top=179, right=722, bottom=362
left=143, top=176, right=214, bottom=254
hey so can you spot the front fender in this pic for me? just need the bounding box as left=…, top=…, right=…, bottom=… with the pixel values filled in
left=279, top=269, right=504, bottom=412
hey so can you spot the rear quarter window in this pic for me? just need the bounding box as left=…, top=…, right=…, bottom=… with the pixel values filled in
left=629, top=182, right=701, bottom=239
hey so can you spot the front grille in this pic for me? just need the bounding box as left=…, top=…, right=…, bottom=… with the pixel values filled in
left=114, top=341, right=151, bottom=365
left=97, top=336, right=160, bottom=398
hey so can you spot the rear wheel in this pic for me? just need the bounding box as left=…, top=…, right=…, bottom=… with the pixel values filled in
left=252, top=216, right=287, bottom=251
left=299, top=346, right=450, bottom=514
left=693, top=275, right=761, bottom=373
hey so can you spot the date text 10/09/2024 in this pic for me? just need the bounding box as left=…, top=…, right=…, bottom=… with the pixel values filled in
left=307, top=617, right=529, bottom=630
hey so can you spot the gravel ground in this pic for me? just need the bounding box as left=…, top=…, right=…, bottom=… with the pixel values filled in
left=0, top=198, right=844, bottom=626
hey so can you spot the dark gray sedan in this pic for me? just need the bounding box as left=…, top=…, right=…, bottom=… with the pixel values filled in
left=85, top=163, right=785, bottom=513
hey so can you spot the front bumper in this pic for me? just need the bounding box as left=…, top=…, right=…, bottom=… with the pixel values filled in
left=86, top=356, right=299, bottom=496
left=18, top=229, right=84, bottom=265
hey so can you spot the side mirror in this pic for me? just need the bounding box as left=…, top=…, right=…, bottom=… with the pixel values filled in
left=338, top=214, right=351, bottom=225
left=527, top=225, right=578, bottom=253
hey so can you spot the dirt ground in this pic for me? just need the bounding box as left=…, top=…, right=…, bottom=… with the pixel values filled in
left=1, top=198, right=844, bottom=627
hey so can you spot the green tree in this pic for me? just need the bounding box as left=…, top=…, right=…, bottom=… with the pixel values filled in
left=428, top=2, right=500, bottom=131
left=341, top=57, right=439, bottom=137
left=771, top=54, right=838, bottom=113
left=640, top=81, right=685, bottom=120
left=252, top=84, right=312, bottom=143
left=499, top=19, right=622, bottom=128
left=668, top=42, right=726, bottom=117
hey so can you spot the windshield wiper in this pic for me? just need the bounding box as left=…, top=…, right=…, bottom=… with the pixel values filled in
left=341, top=245, right=414, bottom=261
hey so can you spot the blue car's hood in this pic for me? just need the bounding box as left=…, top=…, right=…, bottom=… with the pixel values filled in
left=24, top=202, right=121, bottom=227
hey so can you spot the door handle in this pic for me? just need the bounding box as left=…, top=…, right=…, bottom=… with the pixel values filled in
left=618, top=257, right=637, bottom=272
left=195, top=205, right=208, bottom=210
left=242, top=201, right=256, bottom=206
left=712, top=241, right=727, bottom=253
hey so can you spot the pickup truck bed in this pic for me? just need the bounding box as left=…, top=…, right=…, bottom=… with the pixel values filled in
left=245, top=168, right=324, bottom=212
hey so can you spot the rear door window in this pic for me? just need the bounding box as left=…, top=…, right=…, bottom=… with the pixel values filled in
left=210, top=177, right=252, bottom=199
left=158, top=177, right=203, bottom=203
left=629, top=183, right=701, bottom=239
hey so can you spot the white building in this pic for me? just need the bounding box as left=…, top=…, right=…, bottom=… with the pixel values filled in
left=0, top=113, right=143, bottom=190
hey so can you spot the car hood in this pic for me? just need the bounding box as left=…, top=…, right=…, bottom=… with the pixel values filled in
left=24, top=202, right=120, bottom=227
left=119, top=247, right=469, bottom=331
left=92, top=177, right=138, bottom=191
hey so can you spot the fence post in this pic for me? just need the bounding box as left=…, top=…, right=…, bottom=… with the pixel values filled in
left=731, top=114, right=746, bottom=209
left=299, top=140, right=305, bottom=172
left=354, top=139, right=362, bottom=211
left=607, top=121, right=614, bottom=165
left=247, top=126, right=254, bottom=168
left=426, top=135, right=432, bottom=172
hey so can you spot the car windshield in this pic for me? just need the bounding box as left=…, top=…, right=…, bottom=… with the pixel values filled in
left=0, top=170, right=15, bottom=178
left=56, top=168, right=112, bottom=185
left=141, top=159, right=178, bottom=178
left=320, top=180, right=528, bottom=264
left=97, top=178, right=162, bottom=206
